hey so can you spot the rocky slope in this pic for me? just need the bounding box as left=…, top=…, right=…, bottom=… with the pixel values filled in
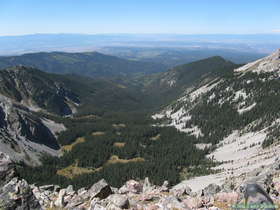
left=0, top=66, right=81, bottom=165
left=152, top=49, right=280, bottom=191
left=1, top=152, right=280, bottom=210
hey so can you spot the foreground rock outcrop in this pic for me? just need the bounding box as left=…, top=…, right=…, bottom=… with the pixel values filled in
left=1, top=151, right=280, bottom=209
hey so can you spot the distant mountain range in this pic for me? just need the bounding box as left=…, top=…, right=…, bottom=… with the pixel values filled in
left=0, top=51, right=166, bottom=77
left=0, top=33, right=279, bottom=55
left=99, top=47, right=266, bottom=66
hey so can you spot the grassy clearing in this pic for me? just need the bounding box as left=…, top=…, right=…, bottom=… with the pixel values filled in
left=56, top=155, right=144, bottom=179
left=92, top=131, right=106, bottom=136
left=56, top=160, right=100, bottom=179
left=62, top=137, right=85, bottom=152
left=105, top=155, right=145, bottom=165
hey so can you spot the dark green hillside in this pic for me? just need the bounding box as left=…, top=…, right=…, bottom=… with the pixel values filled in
left=0, top=51, right=166, bottom=77
left=141, top=56, right=240, bottom=106
left=0, top=66, right=148, bottom=116
left=17, top=112, right=216, bottom=189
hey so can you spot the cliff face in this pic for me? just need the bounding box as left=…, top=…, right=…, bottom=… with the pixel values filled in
left=1, top=152, right=280, bottom=210
left=0, top=66, right=80, bottom=165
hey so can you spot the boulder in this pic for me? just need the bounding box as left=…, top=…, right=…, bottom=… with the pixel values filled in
left=143, top=177, right=152, bottom=193
left=0, top=152, right=15, bottom=186
left=54, top=188, right=66, bottom=207
left=203, top=183, right=221, bottom=196
left=39, top=184, right=55, bottom=191
left=0, top=177, right=41, bottom=210
left=107, top=194, right=129, bottom=209
left=119, top=180, right=142, bottom=194
left=89, top=179, right=113, bottom=199
left=171, top=181, right=192, bottom=197
left=156, top=196, right=190, bottom=209
left=88, top=198, right=106, bottom=210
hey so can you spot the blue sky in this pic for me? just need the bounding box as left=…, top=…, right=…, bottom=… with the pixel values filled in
left=1, top=0, right=280, bottom=36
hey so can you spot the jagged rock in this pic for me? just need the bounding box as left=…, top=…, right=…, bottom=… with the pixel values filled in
left=0, top=177, right=41, bottom=210
left=106, top=203, right=122, bottom=210
left=119, top=180, right=142, bottom=194
left=203, top=183, right=221, bottom=196
left=0, top=152, right=15, bottom=186
left=54, top=188, right=66, bottom=207
left=107, top=194, right=129, bottom=209
left=88, top=198, right=106, bottom=210
left=171, top=181, right=192, bottom=197
left=39, top=184, right=54, bottom=191
left=89, top=179, right=113, bottom=199
left=143, top=177, right=156, bottom=193
left=66, top=185, right=75, bottom=195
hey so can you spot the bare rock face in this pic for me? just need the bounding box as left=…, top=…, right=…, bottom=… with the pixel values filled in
left=0, top=177, right=41, bottom=210
left=203, top=183, right=221, bottom=196
left=0, top=152, right=15, bottom=186
left=89, top=179, right=113, bottom=199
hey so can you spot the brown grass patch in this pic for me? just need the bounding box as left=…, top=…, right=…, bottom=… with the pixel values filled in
left=150, top=134, right=161, bottom=141
left=92, top=131, right=106, bottom=136
left=56, top=160, right=101, bottom=179
left=113, top=142, right=126, bottom=148
left=105, top=155, right=145, bottom=165
left=62, top=137, right=85, bottom=152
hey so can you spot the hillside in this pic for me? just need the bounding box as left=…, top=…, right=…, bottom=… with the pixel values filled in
left=100, top=47, right=266, bottom=67
left=2, top=51, right=280, bottom=209
left=152, top=49, right=280, bottom=190
left=141, top=56, right=239, bottom=106
left=0, top=66, right=146, bottom=166
left=0, top=51, right=166, bottom=78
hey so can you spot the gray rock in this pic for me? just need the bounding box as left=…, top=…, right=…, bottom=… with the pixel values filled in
left=88, top=198, right=106, bottom=210
left=39, top=184, right=54, bottom=191
left=203, top=183, right=221, bottom=196
left=54, top=188, right=66, bottom=207
left=107, top=194, right=129, bottom=209
left=157, top=196, right=190, bottom=209
left=143, top=177, right=155, bottom=193
left=66, top=185, right=75, bottom=195
left=0, top=178, right=41, bottom=210
left=0, top=152, right=15, bottom=186
left=171, top=181, right=192, bottom=196
left=89, top=179, right=113, bottom=199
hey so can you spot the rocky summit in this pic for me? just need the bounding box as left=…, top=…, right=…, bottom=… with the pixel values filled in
left=1, top=152, right=280, bottom=210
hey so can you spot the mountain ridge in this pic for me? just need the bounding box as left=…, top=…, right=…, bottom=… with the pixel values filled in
left=0, top=51, right=166, bottom=78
